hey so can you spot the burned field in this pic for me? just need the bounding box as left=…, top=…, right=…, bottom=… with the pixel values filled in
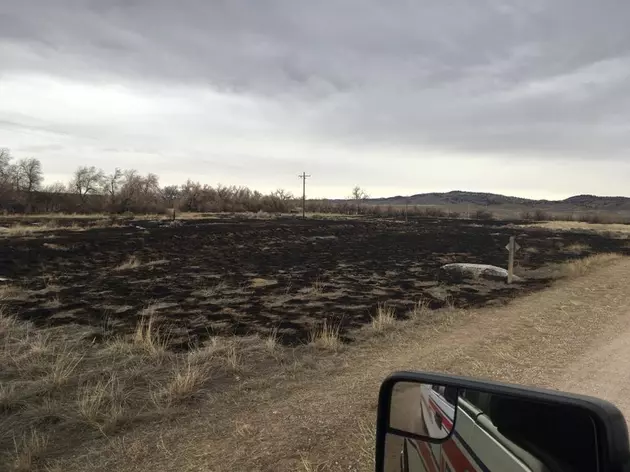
left=1, top=217, right=627, bottom=347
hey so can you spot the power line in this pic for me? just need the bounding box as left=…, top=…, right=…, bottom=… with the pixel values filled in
left=298, top=172, right=311, bottom=219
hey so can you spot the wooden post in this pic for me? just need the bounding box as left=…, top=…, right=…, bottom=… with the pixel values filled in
left=302, top=174, right=306, bottom=219
left=507, top=236, right=515, bottom=284
left=299, top=172, right=311, bottom=219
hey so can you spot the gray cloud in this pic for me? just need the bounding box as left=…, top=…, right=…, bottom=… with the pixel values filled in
left=2, top=0, right=630, bottom=194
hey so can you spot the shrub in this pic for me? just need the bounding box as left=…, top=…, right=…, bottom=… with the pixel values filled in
left=473, top=209, right=494, bottom=220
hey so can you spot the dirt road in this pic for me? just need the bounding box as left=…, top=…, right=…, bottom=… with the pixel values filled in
left=559, top=297, right=630, bottom=417
left=70, top=256, right=630, bottom=472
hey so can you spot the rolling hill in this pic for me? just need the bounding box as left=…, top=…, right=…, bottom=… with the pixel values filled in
left=363, top=191, right=630, bottom=212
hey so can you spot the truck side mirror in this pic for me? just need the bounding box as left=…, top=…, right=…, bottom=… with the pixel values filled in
left=376, top=371, right=630, bottom=472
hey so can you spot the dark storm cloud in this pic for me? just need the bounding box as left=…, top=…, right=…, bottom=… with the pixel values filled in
left=2, top=0, right=630, bottom=160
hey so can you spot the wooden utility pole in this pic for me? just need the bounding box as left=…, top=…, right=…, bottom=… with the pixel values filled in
left=505, top=236, right=520, bottom=284
left=298, top=172, right=311, bottom=219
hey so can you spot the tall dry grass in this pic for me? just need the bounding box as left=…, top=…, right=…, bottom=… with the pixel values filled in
left=308, top=320, right=342, bottom=350
left=371, top=304, right=397, bottom=332
left=0, top=303, right=273, bottom=470
left=560, top=253, right=623, bottom=278
left=114, top=256, right=142, bottom=272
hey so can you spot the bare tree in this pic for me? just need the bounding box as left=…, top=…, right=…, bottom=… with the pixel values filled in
left=69, top=166, right=105, bottom=207
left=0, top=148, right=10, bottom=176
left=16, top=158, right=43, bottom=193
left=0, top=148, right=12, bottom=191
left=272, top=188, right=294, bottom=200
left=0, top=148, right=15, bottom=207
left=44, top=182, right=68, bottom=194
left=350, top=186, right=369, bottom=215
left=118, top=170, right=161, bottom=212
left=102, top=168, right=123, bottom=206
left=162, top=185, right=181, bottom=207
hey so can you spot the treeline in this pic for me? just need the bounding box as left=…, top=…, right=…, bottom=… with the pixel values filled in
left=304, top=199, right=494, bottom=220
left=3, top=148, right=625, bottom=223
left=0, top=148, right=297, bottom=214
left=1, top=149, right=491, bottom=219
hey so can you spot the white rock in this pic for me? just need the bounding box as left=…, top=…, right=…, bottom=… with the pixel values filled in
left=439, top=263, right=523, bottom=283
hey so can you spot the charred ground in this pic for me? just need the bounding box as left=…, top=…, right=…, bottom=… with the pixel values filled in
left=1, top=217, right=627, bottom=348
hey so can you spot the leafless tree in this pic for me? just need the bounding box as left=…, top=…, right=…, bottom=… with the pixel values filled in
left=16, top=158, right=43, bottom=193
left=0, top=148, right=10, bottom=176
left=44, top=182, right=68, bottom=194
left=69, top=166, right=105, bottom=206
left=0, top=148, right=15, bottom=206
left=272, top=188, right=294, bottom=200
left=103, top=168, right=123, bottom=204
left=350, top=186, right=369, bottom=214
left=117, top=170, right=161, bottom=212
left=0, top=148, right=12, bottom=189
left=162, top=185, right=181, bottom=205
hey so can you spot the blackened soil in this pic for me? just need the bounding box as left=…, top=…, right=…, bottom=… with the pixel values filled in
left=1, top=217, right=626, bottom=348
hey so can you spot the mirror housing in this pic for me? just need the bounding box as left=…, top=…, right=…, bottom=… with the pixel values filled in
left=376, top=371, right=630, bottom=472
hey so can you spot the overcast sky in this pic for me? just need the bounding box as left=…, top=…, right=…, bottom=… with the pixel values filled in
left=2, top=1, right=630, bottom=199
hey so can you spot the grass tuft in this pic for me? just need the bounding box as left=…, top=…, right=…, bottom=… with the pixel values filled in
left=264, top=327, right=280, bottom=351
left=77, top=376, right=127, bottom=433
left=47, top=349, right=83, bottom=387
left=154, top=361, right=210, bottom=407
left=223, top=343, right=241, bottom=370
left=309, top=278, right=324, bottom=295
left=195, top=281, right=228, bottom=298
left=371, top=304, right=397, bottom=331
left=114, top=255, right=142, bottom=271
left=409, top=299, right=431, bottom=320
left=0, top=284, right=26, bottom=301
left=561, top=253, right=622, bottom=278
left=562, top=243, right=591, bottom=254
left=133, top=309, right=170, bottom=355
left=10, top=430, right=50, bottom=471
left=308, top=320, right=342, bottom=350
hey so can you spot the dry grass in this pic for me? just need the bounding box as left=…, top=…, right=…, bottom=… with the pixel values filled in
left=371, top=304, right=397, bottom=331
left=250, top=277, right=277, bottom=288
left=9, top=255, right=626, bottom=472
left=132, top=309, right=170, bottom=355
left=560, top=253, right=622, bottom=278
left=223, top=343, right=241, bottom=370
left=308, top=320, right=342, bottom=350
left=194, top=281, right=228, bottom=297
left=524, top=221, right=630, bottom=235
left=264, top=327, right=280, bottom=351
left=0, top=221, right=87, bottom=237
left=114, top=256, right=142, bottom=272
left=9, top=430, right=50, bottom=471
left=2, top=213, right=110, bottom=220
left=46, top=348, right=83, bottom=387
left=561, top=243, right=591, bottom=254
left=0, top=284, right=26, bottom=301
left=408, top=299, right=431, bottom=320
left=42, top=243, right=68, bottom=251
left=0, top=304, right=279, bottom=470
left=77, top=375, right=127, bottom=433
left=308, top=279, right=324, bottom=295
left=42, top=295, right=63, bottom=309
left=152, top=361, right=210, bottom=408
left=0, top=217, right=132, bottom=238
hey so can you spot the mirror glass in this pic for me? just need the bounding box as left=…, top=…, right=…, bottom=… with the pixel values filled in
left=384, top=382, right=599, bottom=472
left=389, top=381, right=457, bottom=440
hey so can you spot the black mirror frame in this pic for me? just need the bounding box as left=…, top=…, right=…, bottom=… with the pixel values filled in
left=375, top=371, right=630, bottom=472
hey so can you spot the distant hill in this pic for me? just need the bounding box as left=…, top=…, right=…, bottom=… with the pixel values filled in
left=362, top=191, right=630, bottom=212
